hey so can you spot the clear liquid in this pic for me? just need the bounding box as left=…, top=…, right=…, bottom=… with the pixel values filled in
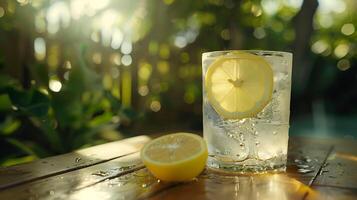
left=202, top=51, right=292, bottom=172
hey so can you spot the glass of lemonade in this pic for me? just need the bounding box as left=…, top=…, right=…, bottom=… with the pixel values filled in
left=202, top=50, right=292, bottom=173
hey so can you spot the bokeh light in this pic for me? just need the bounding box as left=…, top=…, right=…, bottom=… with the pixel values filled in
left=49, top=79, right=62, bottom=92
left=0, top=7, right=5, bottom=18
left=34, top=37, right=46, bottom=61
left=150, top=100, right=161, bottom=112
left=334, top=43, right=349, bottom=58
left=341, top=23, right=355, bottom=36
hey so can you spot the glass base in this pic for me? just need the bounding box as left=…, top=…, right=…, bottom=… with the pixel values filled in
left=207, top=156, right=287, bottom=174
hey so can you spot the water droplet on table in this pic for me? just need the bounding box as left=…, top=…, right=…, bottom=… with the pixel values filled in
left=118, top=165, right=136, bottom=171
left=297, top=164, right=310, bottom=169
left=206, top=173, right=239, bottom=184
left=319, top=170, right=329, bottom=175
left=297, top=169, right=314, bottom=174
left=92, top=170, right=109, bottom=177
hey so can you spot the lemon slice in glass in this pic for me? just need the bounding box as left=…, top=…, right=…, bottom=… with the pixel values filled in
left=205, top=51, right=273, bottom=119
left=141, top=133, right=208, bottom=181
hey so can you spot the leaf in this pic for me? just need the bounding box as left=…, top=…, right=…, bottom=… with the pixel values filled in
left=6, top=87, right=32, bottom=107
left=7, top=88, right=50, bottom=118
left=1, top=155, right=37, bottom=167
left=31, top=64, right=49, bottom=87
left=0, top=74, right=18, bottom=90
left=0, top=94, right=12, bottom=111
left=89, top=112, right=113, bottom=128
left=25, top=90, right=50, bottom=117
left=0, top=117, right=21, bottom=135
left=6, top=138, right=37, bottom=156
left=51, top=91, right=83, bottom=128
left=29, top=117, right=63, bottom=153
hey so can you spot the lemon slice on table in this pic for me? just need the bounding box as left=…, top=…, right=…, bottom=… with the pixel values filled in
left=205, top=51, right=273, bottom=119
left=141, top=133, right=208, bottom=182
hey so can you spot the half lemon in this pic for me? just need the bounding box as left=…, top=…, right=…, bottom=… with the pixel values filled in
left=141, top=133, right=208, bottom=182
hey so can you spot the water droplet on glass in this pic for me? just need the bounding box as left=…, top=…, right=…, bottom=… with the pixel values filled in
left=305, top=158, right=312, bottom=163
left=239, top=132, right=244, bottom=141
left=255, top=141, right=260, bottom=146
left=49, top=191, right=55, bottom=195
left=157, top=179, right=161, bottom=183
left=223, top=150, right=231, bottom=155
left=141, top=183, right=148, bottom=188
left=272, top=131, right=277, bottom=135
left=254, top=131, right=258, bottom=136
left=75, top=157, right=82, bottom=163
left=239, top=143, right=245, bottom=149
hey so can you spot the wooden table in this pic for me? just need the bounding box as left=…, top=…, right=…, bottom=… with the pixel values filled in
left=0, top=135, right=356, bottom=200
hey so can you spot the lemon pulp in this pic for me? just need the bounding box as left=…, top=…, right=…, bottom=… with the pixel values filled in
left=141, top=133, right=208, bottom=181
left=205, top=51, right=273, bottom=119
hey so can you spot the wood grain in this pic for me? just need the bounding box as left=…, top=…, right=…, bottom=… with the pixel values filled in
left=0, top=136, right=150, bottom=190
left=309, top=186, right=357, bottom=200
left=0, top=135, right=356, bottom=200
left=311, top=138, right=357, bottom=188
left=0, top=153, right=145, bottom=199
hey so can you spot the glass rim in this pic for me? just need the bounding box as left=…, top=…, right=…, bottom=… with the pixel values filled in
left=202, top=50, right=292, bottom=58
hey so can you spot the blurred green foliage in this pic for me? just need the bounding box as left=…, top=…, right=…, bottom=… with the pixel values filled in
left=0, top=47, right=130, bottom=166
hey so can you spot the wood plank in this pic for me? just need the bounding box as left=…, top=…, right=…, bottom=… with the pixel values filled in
left=0, top=152, right=145, bottom=200
left=0, top=136, right=151, bottom=189
left=143, top=171, right=317, bottom=200
left=311, top=138, right=357, bottom=189
left=285, top=136, right=333, bottom=186
left=310, top=186, right=357, bottom=200
left=1, top=136, right=352, bottom=200
left=0, top=136, right=330, bottom=200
